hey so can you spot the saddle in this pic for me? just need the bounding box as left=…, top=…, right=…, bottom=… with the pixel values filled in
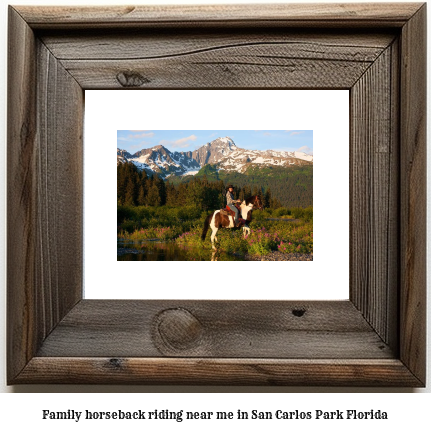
left=219, top=205, right=246, bottom=228
left=220, top=206, right=236, bottom=217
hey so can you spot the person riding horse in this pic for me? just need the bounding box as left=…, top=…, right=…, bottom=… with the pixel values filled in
left=202, top=192, right=263, bottom=248
left=226, top=184, right=241, bottom=227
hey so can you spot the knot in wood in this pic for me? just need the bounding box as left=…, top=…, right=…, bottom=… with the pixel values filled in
left=292, top=308, right=306, bottom=317
left=116, top=71, right=150, bottom=87
left=108, top=358, right=123, bottom=369
left=155, top=308, right=203, bottom=351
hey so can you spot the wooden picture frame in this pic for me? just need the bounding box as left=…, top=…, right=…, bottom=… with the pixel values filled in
left=7, top=3, right=426, bottom=386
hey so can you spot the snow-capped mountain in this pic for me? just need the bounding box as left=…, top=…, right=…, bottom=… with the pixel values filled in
left=117, top=136, right=312, bottom=179
left=117, top=145, right=200, bottom=177
left=117, top=149, right=133, bottom=164
left=191, top=136, right=238, bottom=166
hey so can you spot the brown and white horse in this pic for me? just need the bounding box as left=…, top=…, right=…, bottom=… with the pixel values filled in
left=201, top=195, right=264, bottom=249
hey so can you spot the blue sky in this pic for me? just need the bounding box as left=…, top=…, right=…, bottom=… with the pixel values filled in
left=117, top=130, right=313, bottom=155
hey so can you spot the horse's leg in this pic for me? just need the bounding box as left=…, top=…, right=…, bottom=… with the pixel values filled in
left=211, top=227, right=218, bottom=250
left=210, top=212, right=221, bottom=248
left=243, top=226, right=250, bottom=238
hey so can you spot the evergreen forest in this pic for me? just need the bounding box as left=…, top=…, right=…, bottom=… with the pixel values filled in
left=117, top=161, right=312, bottom=210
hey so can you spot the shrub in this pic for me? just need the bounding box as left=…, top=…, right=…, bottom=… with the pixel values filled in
left=119, top=220, right=139, bottom=233
left=118, top=204, right=313, bottom=257
left=291, top=206, right=313, bottom=222
left=273, top=207, right=291, bottom=218
left=117, top=206, right=135, bottom=223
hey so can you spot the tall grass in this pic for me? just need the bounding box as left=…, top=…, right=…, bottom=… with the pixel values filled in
left=118, top=204, right=313, bottom=256
left=175, top=220, right=313, bottom=256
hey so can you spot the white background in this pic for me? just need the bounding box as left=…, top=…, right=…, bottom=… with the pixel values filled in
left=0, top=0, right=430, bottom=425
left=85, top=90, right=349, bottom=300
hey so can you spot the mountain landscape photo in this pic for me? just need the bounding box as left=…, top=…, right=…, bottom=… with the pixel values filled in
left=117, top=133, right=313, bottom=208
left=117, top=130, right=313, bottom=261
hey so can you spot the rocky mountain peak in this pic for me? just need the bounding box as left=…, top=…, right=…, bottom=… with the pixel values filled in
left=117, top=148, right=133, bottom=164
left=192, top=136, right=236, bottom=166
left=211, top=136, right=236, bottom=147
left=117, top=136, right=312, bottom=179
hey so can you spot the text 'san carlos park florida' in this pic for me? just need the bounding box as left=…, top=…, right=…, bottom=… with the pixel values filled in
left=117, top=130, right=313, bottom=262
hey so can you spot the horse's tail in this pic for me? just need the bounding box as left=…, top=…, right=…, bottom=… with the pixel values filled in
left=201, top=213, right=212, bottom=240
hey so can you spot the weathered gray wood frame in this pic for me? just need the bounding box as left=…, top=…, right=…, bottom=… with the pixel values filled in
left=7, top=3, right=426, bottom=386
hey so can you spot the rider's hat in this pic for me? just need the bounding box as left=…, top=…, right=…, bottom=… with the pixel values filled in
left=226, top=184, right=235, bottom=189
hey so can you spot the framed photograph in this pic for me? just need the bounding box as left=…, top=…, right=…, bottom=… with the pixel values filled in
left=115, top=127, right=315, bottom=264
left=7, top=3, right=426, bottom=386
left=85, top=89, right=349, bottom=301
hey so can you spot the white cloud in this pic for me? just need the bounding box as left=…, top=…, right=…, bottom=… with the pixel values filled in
left=159, top=134, right=198, bottom=148
left=128, top=132, right=154, bottom=139
left=297, top=145, right=313, bottom=155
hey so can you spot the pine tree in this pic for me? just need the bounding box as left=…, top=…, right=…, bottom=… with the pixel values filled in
left=155, top=175, right=167, bottom=205
left=147, top=183, right=161, bottom=206
left=117, top=163, right=128, bottom=204
left=177, top=183, right=188, bottom=206
left=238, top=187, right=245, bottom=202
left=137, top=185, right=146, bottom=206
left=118, top=160, right=311, bottom=209
left=264, top=188, right=272, bottom=208
left=165, top=183, right=177, bottom=206
left=124, top=177, right=136, bottom=206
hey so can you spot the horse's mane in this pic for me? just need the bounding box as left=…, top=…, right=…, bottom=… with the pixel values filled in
left=245, top=195, right=258, bottom=205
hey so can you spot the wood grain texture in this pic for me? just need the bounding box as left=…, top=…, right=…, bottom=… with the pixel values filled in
left=42, top=30, right=394, bottom=89
left=36, top=300, right=393, bottom=359
left=350, top=44, right=399, bottom=348
left=56, top=35, right=393, bottom=89
left=15, top=358, right=423, bottom=386
left=35, top=40, right=84, bottom=336
left=60, top=56, right=373, bottom=90
left=41, top=31, right=395, bottom=60
left=399, top=3, right=427, bottom=385
left=387, top=38, right=401, bottom=352
left=15, top=3, right=423, bottom=29
left=7, top=6, right=83, bottom=384
left=7, top=6, right=38, bottom=381
left=7, top=3, right=427, bottom=386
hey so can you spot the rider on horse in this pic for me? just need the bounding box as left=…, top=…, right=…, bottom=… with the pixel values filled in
left=226, top=184, right=241, bottom=227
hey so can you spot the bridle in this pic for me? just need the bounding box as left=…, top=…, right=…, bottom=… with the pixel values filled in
left=245, top=196, right=263, bottom=212
left=253, top=195, right=264, bottom=210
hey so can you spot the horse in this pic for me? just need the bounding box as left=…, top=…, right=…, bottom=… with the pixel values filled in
left=201, top=195, right=264, bottom=250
